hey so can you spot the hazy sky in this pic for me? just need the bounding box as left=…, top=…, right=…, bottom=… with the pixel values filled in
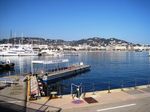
left=0, top=0, right=150, bottom=44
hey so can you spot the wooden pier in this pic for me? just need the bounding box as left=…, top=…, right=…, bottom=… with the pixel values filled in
left=42, top=64, right=90, bottom=82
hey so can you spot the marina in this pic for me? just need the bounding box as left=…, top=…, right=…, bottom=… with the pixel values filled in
left=1, top=50, right=150, bottom=112
left=1, top=51, right=150, bottom=93
left=1, top=0, right=150, bottom=111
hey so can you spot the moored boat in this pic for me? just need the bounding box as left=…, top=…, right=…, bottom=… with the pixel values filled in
left=39, top=49, right=63, bottom=57
left=0, top=44, right=38, bottom=56
left=0, top=60, right=15, bottom=70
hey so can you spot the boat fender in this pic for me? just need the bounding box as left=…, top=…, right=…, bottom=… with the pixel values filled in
left=6, top=59, right=10, bottom=64
left=80, top=62, right=83, bottom=65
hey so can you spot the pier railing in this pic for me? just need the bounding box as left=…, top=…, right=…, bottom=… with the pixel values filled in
left=48, top=78, right=150, bottom=96
left=81, top=78, right=150, bottom=95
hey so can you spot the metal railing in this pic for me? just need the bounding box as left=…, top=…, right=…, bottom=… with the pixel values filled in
left=46, top=78, right=150, bottom=96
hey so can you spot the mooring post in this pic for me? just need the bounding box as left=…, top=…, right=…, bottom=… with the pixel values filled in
left=92, top=83, right=95, bottom=95
left=134, top=79, right=137, bottom=89
left=108, top=81, right=111, bottom=93
left=147, top=79, right=150, bottom=88
left=121, top=80, right=124, bottom=91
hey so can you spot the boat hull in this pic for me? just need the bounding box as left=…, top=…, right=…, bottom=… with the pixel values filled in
left=0, top=63, right=15, bottom=70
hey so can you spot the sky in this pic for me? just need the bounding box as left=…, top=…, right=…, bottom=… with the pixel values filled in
left=0, top=0, right=150, bottom=44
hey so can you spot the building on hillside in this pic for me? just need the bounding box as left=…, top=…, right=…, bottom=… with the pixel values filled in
left=114, top=45, right=127, bottom=51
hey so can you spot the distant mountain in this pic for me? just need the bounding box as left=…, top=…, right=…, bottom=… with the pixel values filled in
left=0, top=37, right=136, bottom=46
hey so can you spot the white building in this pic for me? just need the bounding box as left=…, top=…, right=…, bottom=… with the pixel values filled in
left=133, top=45, right=144, bottom=50
left=114, top=45, right=127, bottom=51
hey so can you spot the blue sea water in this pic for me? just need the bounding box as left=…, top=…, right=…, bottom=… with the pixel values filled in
left=1, top=51, right=150, bottom=93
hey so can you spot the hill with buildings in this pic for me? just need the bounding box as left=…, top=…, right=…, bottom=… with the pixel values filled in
left=0, top=37, right=135, bottom=46
left=0, top=37, right=150, bottom=51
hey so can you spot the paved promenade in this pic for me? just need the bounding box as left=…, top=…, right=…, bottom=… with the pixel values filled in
left=0, top=76, right=26, bottom=112
left=1, top=76, right=150, bottom=112
left=27, top=85, right=150, bottom=112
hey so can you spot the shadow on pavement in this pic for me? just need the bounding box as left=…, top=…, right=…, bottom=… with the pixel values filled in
left=0, top=94, right=62, bottom=112
left=0, top=100, right=34, bottom=112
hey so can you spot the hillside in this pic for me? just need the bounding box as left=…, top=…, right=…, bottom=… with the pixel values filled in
left=0, top=37, right=135, bottom=46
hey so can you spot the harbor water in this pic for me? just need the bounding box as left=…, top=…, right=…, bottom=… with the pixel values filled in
left=1, top=51, right=150, bottom=94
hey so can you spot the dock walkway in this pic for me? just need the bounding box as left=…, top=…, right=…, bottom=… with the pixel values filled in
left=43, top=64, right=90, bottom=81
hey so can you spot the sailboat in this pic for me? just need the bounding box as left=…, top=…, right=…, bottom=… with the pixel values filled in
left=0, top=33, right=38, bottom=56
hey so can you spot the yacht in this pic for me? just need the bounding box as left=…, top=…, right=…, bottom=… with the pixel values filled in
left=0, top=44, right=38, bottom=56
left=39, top=48, right=63, bottom=57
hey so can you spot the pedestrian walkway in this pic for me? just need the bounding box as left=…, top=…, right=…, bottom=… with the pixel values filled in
left=27, top=85, right=150, bottom=111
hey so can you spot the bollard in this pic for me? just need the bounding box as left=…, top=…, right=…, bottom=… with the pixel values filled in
left=147, top=80, right=150, bottom=88
left=58, top=84, right=62, bottom=98
left=134, top=79, right=137, bottom=89
left=82, top=85, right=86, bottom=98
left=121, top=80, right=124, bottom=91
left=92, top=83, right=96, bottom=95
left=108, top=81, right=111, bottom=93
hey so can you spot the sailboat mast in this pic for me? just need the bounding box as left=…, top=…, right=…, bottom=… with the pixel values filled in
left=9, top=30, right=12, bottom=44
left=21, top=33, right=23, bottom=44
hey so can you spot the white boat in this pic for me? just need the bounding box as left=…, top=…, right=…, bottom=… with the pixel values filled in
left=0, top=44, right=38, bottom=56
left=39, top=49, right=63, bottom=57
left=149, top=51, right=150, bottom=56
left=0, top=44, right=12, bottom=52
left=63, top=51, right=78, bottom=56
